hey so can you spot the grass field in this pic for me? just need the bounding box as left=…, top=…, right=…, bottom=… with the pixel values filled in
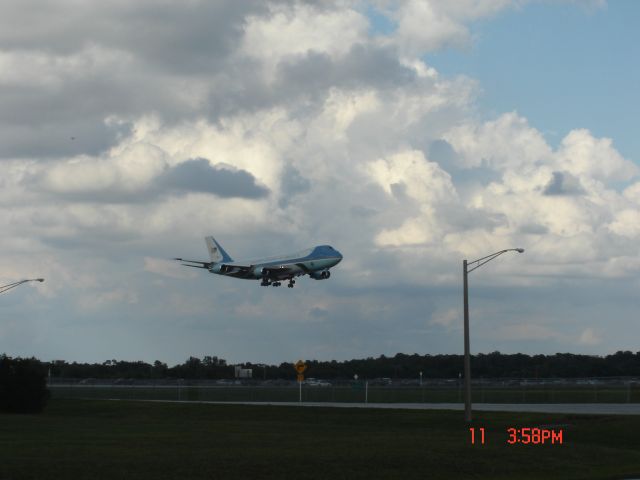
left=1, top=399, right=640, bottom=479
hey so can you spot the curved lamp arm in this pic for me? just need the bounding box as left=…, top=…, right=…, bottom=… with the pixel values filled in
left=466, top=249, right=524, bottom=274
left=0, top=278, right=44, bottom=294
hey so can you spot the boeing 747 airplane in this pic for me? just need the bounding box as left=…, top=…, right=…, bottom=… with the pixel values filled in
left=175, top=237, right=342, bottom=288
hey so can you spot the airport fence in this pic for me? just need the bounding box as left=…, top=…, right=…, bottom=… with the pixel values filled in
left=49, top=377, right=640, bottom=404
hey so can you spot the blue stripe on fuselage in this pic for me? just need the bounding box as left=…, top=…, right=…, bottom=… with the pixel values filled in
left=224, top=245, right=341, bottom=270
left=257, top=246, right=341, bottom=268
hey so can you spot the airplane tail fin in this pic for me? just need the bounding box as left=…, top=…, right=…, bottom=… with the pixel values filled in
left=205, top=236, right=233, bottom=263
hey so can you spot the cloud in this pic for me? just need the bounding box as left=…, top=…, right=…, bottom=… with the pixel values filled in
left=309, top=306, right=330, bottom=319
left=428, top=139, right=459, bottom=170
left=607, top=209, right=640, bottom=239
left=39, top=143, right=163, bottom=194
left=76, top=288, right=139, bottom=311
left=387, top=0, right=516, bottom=57
left=240, top=2, right=368, bottom=69
left=495, top=323, right=565, bottom=342
left=444, top=112, right=552, bottom=171
left=279, top=165, right=311, bottom=207
left=275, top=44, right=416, bottom=94
left=430, top=308, right=459, bottom=328
left=368, top=150, right=457, bottom=205
left=144, top=257, right=198, bottom=280
left=367, top=150, right=460, bottom=247
left=37, top=154, right=268, bottom=202
left=518, top=223, right=549, bottom=235
left=555, top=129, right=639, bottom=181
left=1, top=0, right=639, bottom=364
left=0, top=2, right=267, bottom=160
left=159, top=158, right=269, bottom=199
left=578, top=327, right=602, bottom=346
left=0, top=2, right=263, bottom=68
left=542, top=171, right=585, bottom=196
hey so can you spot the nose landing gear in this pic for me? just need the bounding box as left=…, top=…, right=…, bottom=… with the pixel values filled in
left=287, top=279, right=295, bottom=288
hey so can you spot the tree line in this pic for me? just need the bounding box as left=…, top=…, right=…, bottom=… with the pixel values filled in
left=0, top=356, right=49, bottom=413
left=6, top=351, right=639, bottom=380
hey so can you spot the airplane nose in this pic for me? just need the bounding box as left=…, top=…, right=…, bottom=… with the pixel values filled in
left=334, top=250, right=343, bottom=263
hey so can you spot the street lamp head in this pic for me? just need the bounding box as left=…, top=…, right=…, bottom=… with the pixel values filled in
left=36, top=278, right=45, bottom=282
left=515, top=248, right=525, bottom=253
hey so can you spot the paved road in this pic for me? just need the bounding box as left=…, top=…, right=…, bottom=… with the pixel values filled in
left=117, top=399, right=640, bottom=415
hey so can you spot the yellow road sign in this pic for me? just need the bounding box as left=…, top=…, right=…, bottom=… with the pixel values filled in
left=297, top=374, right=304, bottom=382
left=294, top=360, right=307, bottom=374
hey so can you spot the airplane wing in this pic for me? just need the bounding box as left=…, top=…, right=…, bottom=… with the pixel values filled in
left=221, top=264, right=293, bottom=278
left=219, top=264, right=253, bottom=277
left=260, top=265, right=295, bottom=279
left=175, top=257, right=297, bottom=280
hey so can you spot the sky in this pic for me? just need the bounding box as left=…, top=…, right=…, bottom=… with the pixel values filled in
left=1, top=0, right=639, bottom=366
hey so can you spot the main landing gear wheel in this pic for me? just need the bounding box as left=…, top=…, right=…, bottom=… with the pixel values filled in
left=272, top=282, right=281, bottom=287
left=287, top=279, right=295, bottom=288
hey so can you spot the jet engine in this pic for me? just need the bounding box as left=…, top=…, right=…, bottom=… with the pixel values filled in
left=211, top=264, right=233, bottom=274
left=309, top=270, right=331, bottom=280
left=253, top=266, right=267, bottom=277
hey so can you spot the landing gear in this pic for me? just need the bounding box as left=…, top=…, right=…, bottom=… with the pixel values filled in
left=261, top=278, right=294, bottom=288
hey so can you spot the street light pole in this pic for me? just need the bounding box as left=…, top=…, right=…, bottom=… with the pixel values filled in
left=0, top=278, right=44, bottom=294
left=463, top=249, right=523, bottom=422
left=463, top=259, right=471, bottom=422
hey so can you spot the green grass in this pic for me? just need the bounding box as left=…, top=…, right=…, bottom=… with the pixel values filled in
left=1, top=399, right=640, bottom=479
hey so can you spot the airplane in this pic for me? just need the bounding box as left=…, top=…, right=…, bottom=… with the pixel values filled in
left=175, top=237, right=342, bottom=288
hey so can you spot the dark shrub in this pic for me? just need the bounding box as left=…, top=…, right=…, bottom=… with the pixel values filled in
left=0, top=355, right=50, bottom=413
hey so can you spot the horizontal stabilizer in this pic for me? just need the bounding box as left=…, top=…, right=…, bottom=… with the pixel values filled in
left=181, top=263, right=210, bottom=269
left=174, top=257, right=212, bottom=269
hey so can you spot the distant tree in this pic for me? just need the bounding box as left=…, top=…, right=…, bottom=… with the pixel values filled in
left=152, top=360, right=168, bottom=378
left=0, top=355, right=49, bottom=413
left=9, top=351, right=640, bottom=384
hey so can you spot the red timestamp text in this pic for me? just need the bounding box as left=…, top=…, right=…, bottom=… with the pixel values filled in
left=507, top=427, right=563, bottom=445
left=469, top=427, right=485, bottom=444
left=469, top=427, right=564, bottom=445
